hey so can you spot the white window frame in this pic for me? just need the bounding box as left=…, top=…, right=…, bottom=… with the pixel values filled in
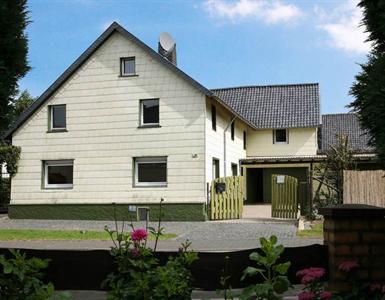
left=44, top=160, right=73, bottom=189
left=121, top=57, right=136, bottom=76
left=273, top=129, right=289, bottom=144
left=134, top=157, right=167, bottom=187
left=140, top=99, right=159, bottom=126
left=49, top=105, right=66, bottom=131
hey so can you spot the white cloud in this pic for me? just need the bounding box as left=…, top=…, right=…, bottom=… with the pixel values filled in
left=203, top=0, right=302, bottom=24
left=316, top=0, right=371, bottom=54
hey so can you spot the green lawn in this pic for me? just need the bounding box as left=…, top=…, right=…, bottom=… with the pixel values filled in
left=0, top=229, right=176, bottom=241
left=297, top=222, right=323, bottom=238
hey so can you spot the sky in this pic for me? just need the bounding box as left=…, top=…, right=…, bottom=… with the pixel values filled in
left=20, top=0, right=371, bottom=114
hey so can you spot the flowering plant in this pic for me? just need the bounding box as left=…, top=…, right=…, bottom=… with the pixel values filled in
left=337, top=260, right=385, bottom=300
left=103, top=199, right=197, bottom=300
left=296, top=267, right=332, bottom=300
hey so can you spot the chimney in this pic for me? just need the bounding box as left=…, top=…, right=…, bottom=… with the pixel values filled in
left=158, top=32, right=177, bottom=65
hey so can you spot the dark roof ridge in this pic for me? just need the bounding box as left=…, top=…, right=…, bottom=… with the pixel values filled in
left=211, top=82, right=319, bottom=91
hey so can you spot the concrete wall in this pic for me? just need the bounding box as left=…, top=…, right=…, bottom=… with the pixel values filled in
left=11, top=31, right=207, bottom=206
left=246, top=127, right=318, bottom=157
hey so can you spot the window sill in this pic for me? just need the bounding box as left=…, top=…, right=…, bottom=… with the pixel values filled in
left=274, top=142, right=289, bottom=145
left=137, top=125, right=161, bottom=129
left=42, top=186, right=73, bottom=190
left=119, top=74, right=139, bottom=78
left=47, top=129, right=68, bottom=133
left=133, top=184, right=167, bottom=188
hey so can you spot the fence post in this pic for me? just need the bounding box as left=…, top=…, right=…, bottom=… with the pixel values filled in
left=320, top=204, right=385, bottom=292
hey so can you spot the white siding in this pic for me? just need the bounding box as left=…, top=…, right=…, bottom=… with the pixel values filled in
left=246, top=127, right=318, bottom=157
left=205, top=98, right=247, bottom=185
left=11, top=32, right=207, bottom=205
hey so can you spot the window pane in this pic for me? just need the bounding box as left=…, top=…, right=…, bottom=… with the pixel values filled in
left=138, top=162, right=166, bottom=182
left=213, top=159, right=219, bottom=179
left=123, top=58, right=135, bottom=75
left=52, top=106, right=66, bottom=129
left=211, top=105, right=216, bottom=131
left=48, top=165, right=73, bottom=185
left=232, top=164, right=238, bottom=176
left=275, top=129, right=287, bottom=142
left=142, top=99, right=159, bottom=124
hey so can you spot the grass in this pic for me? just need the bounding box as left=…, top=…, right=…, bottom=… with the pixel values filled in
left=297, top=222, right=323, bottom=238
left=0, top=229, right=177, bottom=241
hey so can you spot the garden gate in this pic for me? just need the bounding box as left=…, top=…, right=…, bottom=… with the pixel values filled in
left=271, top=174, right=298, bottom=219
left=210, top=176, right=245, bottom=220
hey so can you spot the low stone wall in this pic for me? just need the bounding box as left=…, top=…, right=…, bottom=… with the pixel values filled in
left=320, top=204, right=385, bottom=292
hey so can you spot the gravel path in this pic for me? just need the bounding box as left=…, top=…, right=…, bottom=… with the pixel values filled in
left=0, top=215, right=322, bottom=251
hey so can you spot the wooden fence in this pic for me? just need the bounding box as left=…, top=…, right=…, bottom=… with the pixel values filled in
left=343, top=170, right=385, bottom=207
left=210, top=176, right=245, bottom=220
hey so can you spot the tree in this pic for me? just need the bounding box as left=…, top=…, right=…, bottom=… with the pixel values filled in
left=0, top=0, right=30, bottom=136
left=9, top=90, right=35, bottom=124
left=313, top=135, right=355, bottom=213
left=349, top=0, right=385, bottom=167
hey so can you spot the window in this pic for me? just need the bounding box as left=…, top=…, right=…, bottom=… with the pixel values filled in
left=274, top=129, right=288, bottom=144
left=140, top=99, right=159, bottom=126
left=211, top=105, right=216, bottom=131
left=231, top=121, right=235, bottom=141
left=134, top=157, right=167, bottom=187
left=212, top=158, right=220, bottom=179
left=43, top=160, right=73, bottom=189
left=243, top=131, right=247, bottom=150
left=120, top=57, right=136, bottom=76
left=49, top=105, right=66, bottom=131
left=231, top=163, right=238, bottom=176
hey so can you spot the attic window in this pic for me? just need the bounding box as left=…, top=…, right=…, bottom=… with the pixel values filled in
left=49, top=105, right=66, bottom=131
left=273, top=129, right=288, bottom=144
left=120, top=57, right=136, bottom=76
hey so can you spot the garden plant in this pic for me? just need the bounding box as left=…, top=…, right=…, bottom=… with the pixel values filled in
left=0, top=249, right=66, bottom=300
left=240, top=235, right=291, bottom=300
left=103, top=199, right=198, bottom=300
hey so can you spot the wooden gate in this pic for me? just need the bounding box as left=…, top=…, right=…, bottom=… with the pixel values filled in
left=271, top=174, right=298, bottom=219
left=210, top=176, right=245, bottom=220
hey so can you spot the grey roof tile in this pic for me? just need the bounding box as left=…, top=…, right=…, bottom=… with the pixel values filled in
left=211, top=83, right=320, bottom=129
left=320, top=113, right=373, bottom=153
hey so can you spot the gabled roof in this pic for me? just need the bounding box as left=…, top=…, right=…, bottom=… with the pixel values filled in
left=4, top=22, right=226, bottom=140
left=320, top=113, right=374, bottom=153
left=211, top=83, right=321, bottom=129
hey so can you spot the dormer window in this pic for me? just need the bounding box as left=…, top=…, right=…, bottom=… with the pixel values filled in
left=120, top=57, right=136, bottom=76
left=273, top=129, right=288, bottom=144
left=49, top=105, right=66, bottom=131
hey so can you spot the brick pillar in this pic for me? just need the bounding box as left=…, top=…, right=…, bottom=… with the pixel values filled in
left=319, top=204, right=385, bottom=292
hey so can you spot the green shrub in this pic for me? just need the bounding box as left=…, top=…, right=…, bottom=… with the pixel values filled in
left=0, top=249, right=55, bottom=300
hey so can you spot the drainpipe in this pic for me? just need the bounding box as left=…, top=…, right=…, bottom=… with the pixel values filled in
left=224, top=116, right=236, bottom=177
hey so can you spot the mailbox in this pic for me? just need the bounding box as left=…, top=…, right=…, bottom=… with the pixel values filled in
left=215, top=182, right=226, bottom=193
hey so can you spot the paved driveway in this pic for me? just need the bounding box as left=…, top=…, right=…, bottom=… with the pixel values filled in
left=0, top=215, right=322, bottom=251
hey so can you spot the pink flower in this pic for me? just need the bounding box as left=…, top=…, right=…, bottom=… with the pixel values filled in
left=320, top=291, right=333, bottom=299
left=298, top=291, right=315, bottom=300
left=296, top=268, right=326, bottom=284
left=131, top=228, right=148, bottom=242
left=338, top=260, right=359, bottom=272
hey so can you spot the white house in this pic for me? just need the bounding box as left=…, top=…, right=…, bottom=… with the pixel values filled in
left=5, top=22, right=326, bottom=220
